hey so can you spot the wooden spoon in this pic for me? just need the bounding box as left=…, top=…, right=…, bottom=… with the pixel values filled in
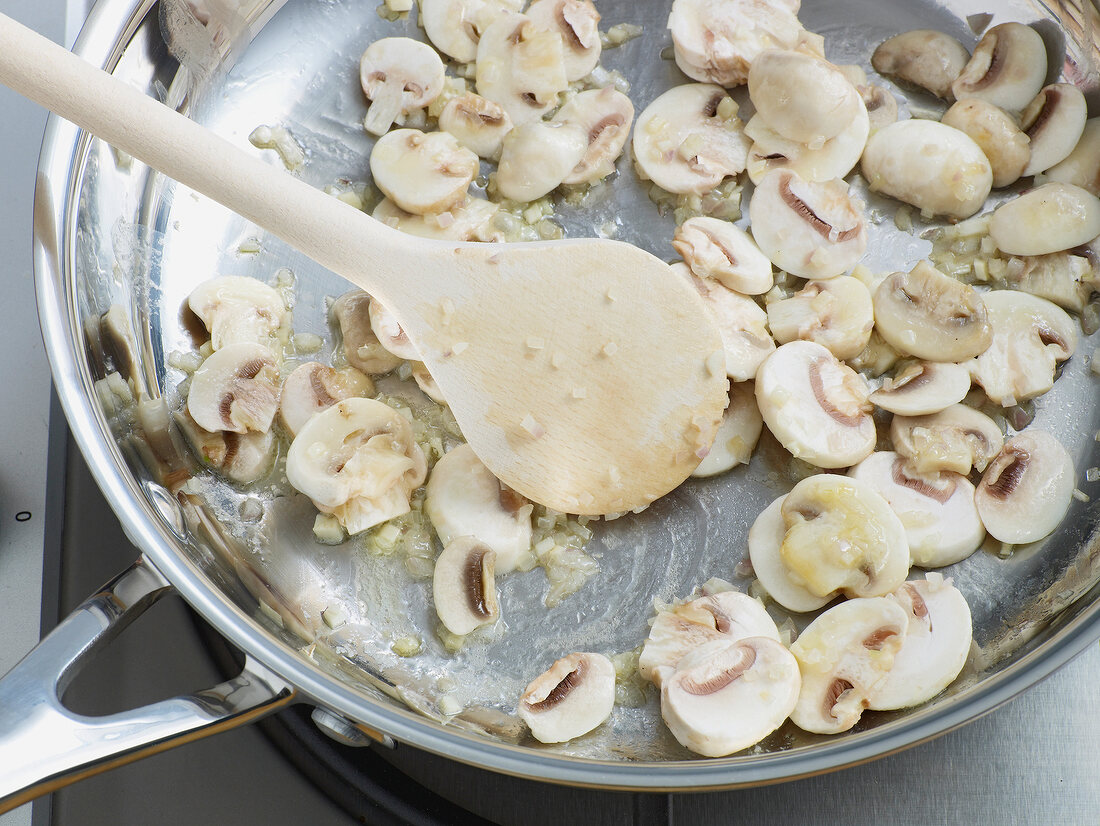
left=0, top=13, right=727, bottom=515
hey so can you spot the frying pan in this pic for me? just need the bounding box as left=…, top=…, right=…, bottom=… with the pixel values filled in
left=4, top=0, right=1100, bottom=809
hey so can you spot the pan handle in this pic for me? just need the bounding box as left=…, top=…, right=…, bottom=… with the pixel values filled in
left=0, top=557, right=296, bottom=813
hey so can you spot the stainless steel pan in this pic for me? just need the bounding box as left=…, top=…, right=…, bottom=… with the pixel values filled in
left=4, top=0, right=1100, bottom=809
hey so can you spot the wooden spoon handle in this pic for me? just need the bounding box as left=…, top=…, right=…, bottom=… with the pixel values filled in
left=0, top=11, right=396, bottom=293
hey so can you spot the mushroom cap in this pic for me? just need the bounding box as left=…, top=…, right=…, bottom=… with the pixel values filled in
left=552, top=87, right=634, bottom=185
left=331, top=290, right=403, bottom=375
left=789, top=596, right=910, bottom=734
left=951, top=22, right=1048, bottom=115
left=360, top=37, right=446, bottom=136
left=691, top=381, right=763, bottom=477
left=766, top=275, right=874, bottom=361
left=755, top=340, right=876, bottom=469
left=861, top=119, right=992, bottom=219
left=518, top=652, right=616, bottom=743
left=438, top=92, right=514, bottom=161
left=525, top=0, right=602, bottom=82
left=849, top=451, right=984, bottom=568
left=871, top=260, right=993, bottom=363
left=433, top=536, right=501, bottom=636
left=871, top=29, right=971, bottom=100
left=989, top=183, right=1100, bottom=257
left=661, top=637, right=801, bottom=757
left=411, top=361, right=447, bottom=405
left=369, top=128, right=479, bottom=217
left=187, top=342, right=280, bottom=435
left=476, top=12, right=569, bottom=126
left=941, top=98, right=1031, bottom=189
left=495, top=121, right=588, bottom=202
left=748, top=49, right=861, bottom=146
left=672, top=217, right=774, bottom=295
left=744, top=103, right=870, bottom=185
left=368, top=299, right=420, bottom=362
left=187, top=275, right=286, bottom=351
left=1022, top=83, right=1088, bottom=177
left=975, top=429, right=1075, bottom=544
left=748, top=494, right=834, bottom=613
left=372, top=196, right=502, bottom=243
left=890, top=403, right=1004, bottom=477
left=1041, top=117, right=1100, bottom=196
left=278, top=361, right=373, bottom=438
left=868, top=360, right=972, bottom=417
left=424, top=443, right=534, bottom=573
left=868, top=576, right=973, bottom=710
left=420, top=0, right=524, bottom=64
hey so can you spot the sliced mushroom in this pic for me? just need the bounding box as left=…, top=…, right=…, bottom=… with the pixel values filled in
left=789, top=596, right=909, bottom=734
left=744, top=105, right=869, bottom=185
left=849, top=451, right=984, bottom=568
left=951, top=22, right=1048, bottom=115
left=188, top=275, right=286, bottom=351
left=372, top=196, right=503, bottom=243
left=661, top=637, right=801, bottom=757
left=868, top=360, right=971, bottom=417
left=279, top=362, right=374, bottom=438
left=360, top=37, right=446, bottom=136
left=419, top=0, right=523, bottom=64
left=861, top=120, right=992, bottom=219
left=1021, top=83, right=1088, bottom=176
left=368, top=299, right=419, bottom=361
left=975, top=430, right=1075, bottom=544
left=766, top=275, right=874, bottom=361
left=411, top=361, right=447, bottom=405
left=1001, top=252, right=1094, bottom=313
left=639, top=590, right=780, bottom=686
left=988, top=183, right=1100, bottom=257
left=433, top=536, right=500, bottom=636
left=941, top=98, right=1031, bottom=189
left=667, top=0, right=805, bottom=87
left=748, top=169, right=867, bottom=280
left=748, top=50, right=861, bottom=147
left=871, top=261, right=993, bottom=362
left=370, top=128, right=479, bottom=216
left=285, top=398, right=428, bottom=535
left=673, top=263, right=775, bottom=382
left=476, top=12, right=569, bottom=126
left=425, top=443, right=534, bottom=573
left=495, top=121, right=588, bottom=202
left=748, top=495, right=833, bottom=613
left=175, top=408, right=277, bottom=485
left=331, top=291, right=403, bottom=375
left=968, top=290, right=1077, bottom=406
left=672, top=218, right=773, bottom=295
left=518, top=652, right=616, bottom=743
left=1041, top=118, right=1100, bottom=195
left=871, top=29, right=971, bottom=100
left=187, top=342, right=280, bottom=435
left=890, top=403, right=1004, bottom=476
left=755, top=340, right=876, bottom=469
left=691, top=381, right=763, bottom=477
left=525, top=0, right=601, bottom=82
left=868, top=576, right=972, bottom=710
left=438, top=92, right=514, bottom=161
left=859, top=82, right=900, bottom=133
left=552, top=87, right=634, bottom=185
left=632, top=84, right=751, bottom=195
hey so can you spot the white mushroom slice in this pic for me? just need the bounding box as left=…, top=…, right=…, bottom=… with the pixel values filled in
left=175, top=409, right=276, bottom=485
left=789, top=597, right=909, bottom=735
left=871, top=261, right=993, bottom=362
left=411, top=362, right=447, bottom=405
left=890, top=403, right=1004, bottom=476
left=667, top=0, right=804, bottom=87
left=849, top=452, right=984, bottom=568
left=766, top=276, right=874, bottom=361
left=433, top=536, right=500, bottom=636
left=859, top=83, right=899, bottom=134
left=744, top=105, right=869, bottom=185
left=748, top=50, right=861, bottom=147
left=518, top=652, right=615, bottom=743
left=748, top=495, right=833, bottom=613
left=331, top=291, right=403, bottom=375
left=868, top=361, right=971, bottom=417
left=552, top=87, right=634, bottom=185
left=1003, top=252, right=1094, bottom=314
left=360, top=37, right=446, bottom=136
left=691, top=381, right=763, bottom=477
left=632, top=84, right=751, bottom=195
left=370, top=129, right=479, bottom=217
left=424, top=443, right=533, bottom=573
left=868, top=577, right=972, bottom=710
left=968, top=290, right=1077, bottom=406
left=368, top=300, right=419, bottom=361
left=372, top=196, right=502, bottom=243
left=755, top=340, right=876, bottom=469
left=661, top=637, right=800, bottom=756
left=941, top=98, right=1031, bottom=189
left=871, top=29, right=971, bottom=100
left=476, top=12, right=569, bottom=126
left=988, top=183, right=1100, bottom=257
left=286, top=398, right=427, bottom=535
left=187, top=342, right=280, bottom=435
left=188, top=276, right=286, bottom=351
left=438, top=92, right=514, bottom=161
left=975, top=430, right=1075, bottom=544
left=861, top=120, right=992, bottom=219
left=419, top=0, right=523, bottom=64
left=672, top=217, right=773, bottom=295
left=279, top=362, right=374, bottom=438
left=748, top=170, right=867, bottom=280
left=1021, top=84, right=1087, bottom=176
left=639, top=590, right=779, bottom=686
left=1041, top=118, right=1100, bottom=195
left=950, top=22, right=1048, bottom=115
left=495, top=121, right=588, bottom=202
left=526, top=0, right=601, bottom=82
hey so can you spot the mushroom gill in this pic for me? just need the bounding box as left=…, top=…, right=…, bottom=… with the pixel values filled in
left=680, top=645, right=757, bottom=696
left=779, top=175, right=861, bottom=242
left=526, top=661, right=586, bottom=711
